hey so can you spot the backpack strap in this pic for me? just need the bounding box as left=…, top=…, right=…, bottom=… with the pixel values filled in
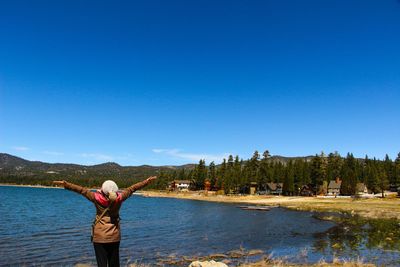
left=93, top=205, right=111, bottom=226
left=91, top=199, right=114, bottom=241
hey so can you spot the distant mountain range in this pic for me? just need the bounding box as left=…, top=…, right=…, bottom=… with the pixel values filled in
left=0, top=153, right=199, bottom=186
left=0, top=152, right=318, bottom=176
left=0, top=153, right=316, bottom=171
left=0, top=153, right=195, bottom=174
left=0, top=152, right=345, bottom=187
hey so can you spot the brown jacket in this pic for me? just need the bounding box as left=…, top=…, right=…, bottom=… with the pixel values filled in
left=64, top=179, right=151, bottom=243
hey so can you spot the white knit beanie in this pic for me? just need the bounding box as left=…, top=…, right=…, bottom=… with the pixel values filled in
left=101, top=180, right=118, bottom=195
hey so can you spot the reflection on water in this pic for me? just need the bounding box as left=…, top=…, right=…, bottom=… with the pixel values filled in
left=0, top=186, right=399, bottom=266
left=313, top=214, right=400, bottom=265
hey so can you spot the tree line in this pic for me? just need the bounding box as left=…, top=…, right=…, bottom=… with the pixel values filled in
left=153, top=150, right=400, bottom=196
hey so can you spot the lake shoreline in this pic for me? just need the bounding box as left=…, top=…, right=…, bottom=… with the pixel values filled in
left=143, top=190, right=400, bottom=220
left=1, top=185, right=395, bottom=266
left=2, top=184, right=399, bottom=220
left=0, top=183, right=64, bottom=189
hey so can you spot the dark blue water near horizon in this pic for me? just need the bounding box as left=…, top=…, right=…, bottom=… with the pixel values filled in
left=0, top=186, right=398, bottom=266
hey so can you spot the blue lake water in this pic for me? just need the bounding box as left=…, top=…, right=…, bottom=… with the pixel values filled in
left=0, top=186, right=399, bottom=266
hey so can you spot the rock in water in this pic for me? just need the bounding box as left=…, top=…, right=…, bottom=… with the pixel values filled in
left=189, top=260, right=228, bottom=267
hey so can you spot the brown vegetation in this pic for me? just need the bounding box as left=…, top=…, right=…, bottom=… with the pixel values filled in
left=143, top=191, right=400, bottom=220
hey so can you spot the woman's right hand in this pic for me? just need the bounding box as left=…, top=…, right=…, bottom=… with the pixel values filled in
left=53, top=180, right=66, bottom=187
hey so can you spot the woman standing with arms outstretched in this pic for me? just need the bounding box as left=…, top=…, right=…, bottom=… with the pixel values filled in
left=53, top=176, right=156, bottom=267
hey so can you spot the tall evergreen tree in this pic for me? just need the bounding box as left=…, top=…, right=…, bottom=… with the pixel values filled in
left=224, top=155, right=235, bottom=193
left=208, top=161, right=216, bottom=190
left=340, top=153, right=357, bottom=195
left=293, top=159, right=306, bottom=193
left=384, top=154, right=395, bottom=187
left=259, top=150, right=271, bottom=189
left=395, top=152, right=400, bottom=190
left=233, top=156, right=242, bottom=192
left=194, top=159, right=207, bottom=190
left=377, top=164, right=389, bottom=198
left=327, top=151, right=342, bottom=181
left=310, top=152, right=327, bottom=193
left=365, top=158, right=379, bottom=193
left=248, top=150, right=260, bottom=182
left=283, top=161, right=295, bottom=195
left=216, top=158, right=227, bottom=190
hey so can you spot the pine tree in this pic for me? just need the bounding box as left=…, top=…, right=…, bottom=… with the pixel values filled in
left=365, top=158, right=379, bottom=194
left=395, top=152, right=400, bottom=190
left=293, top=159, right=306, bottom=193
left=208, top=161, right=216, bottom=190
left=249, top=150, right=260, bottom=182
left=279, top=162, right=286, bottom=183
left=378, top=164, right=389, bottom=198
left=302, top=159, right=311, bottom=185
left=224, top=155, right=235, bottom=194
left=310, top=152, right=327, bottom=193
left=327, top=151, right=342, bottom=181
left=283, top=161, right=295, bottom=195
left=194, top=159, right=207, bottom=190
left=233, top=156, right=242, bottom=193
left=259, top=150, right=271, bottom=190
left=340, top=153, right=357, bottom=195
left=262, top=150, right=270, bottom=160
left=216, top=158, right=227, bottom=190
left=384, top=154, right=395, bottom=187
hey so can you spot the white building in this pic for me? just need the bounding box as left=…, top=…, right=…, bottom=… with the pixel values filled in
left=170, top=180, right=191, bottom=191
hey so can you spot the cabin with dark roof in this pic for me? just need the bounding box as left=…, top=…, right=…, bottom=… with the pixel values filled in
left=266, top=182, right=283, bottom=195
left=300, top=184, right=316, bottom=196
left=328, top=178, right=342, bottom=196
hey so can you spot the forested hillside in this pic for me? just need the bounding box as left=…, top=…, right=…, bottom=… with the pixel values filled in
left=1, top=151, right=399, bottom=195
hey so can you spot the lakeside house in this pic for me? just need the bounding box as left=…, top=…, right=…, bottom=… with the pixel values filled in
left=327, top=178, right=342, bottom=196
left=266, top=182, right=283, bottom=195
left=300, top=184, right=315, bottom=196
left=389, top=184, right=399, bottom=192
left=356, top=183, right=369, bottom=195
left=250, top=182, right=258, bottom=195
left=170, top=180, right=192, bottom=191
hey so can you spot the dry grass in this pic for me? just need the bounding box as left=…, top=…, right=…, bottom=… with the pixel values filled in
left=143, top=191, right=400, bottom=220
left=239, top=256, right=376, bottom=267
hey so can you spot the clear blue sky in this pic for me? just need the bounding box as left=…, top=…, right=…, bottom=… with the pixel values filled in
left=1, top=0, right=399, bottom=166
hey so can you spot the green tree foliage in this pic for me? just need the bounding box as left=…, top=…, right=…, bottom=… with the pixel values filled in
left=377, top=164, right=389, bottom=198
left=232, top=156, right=242, bottom=193
left=340, top=153, right=358, bottom=195
left=327, top=152, right=342, bottom=181
left=2, top=150, right=397, bottom=196
left=259, top=150, right=271, bottom=189
left=224, top=155, right=235, bottom=194
left=208, top=161, right=216, bottom=189
left=283, top=161, right=295, bottom=195
left=216, top=158, right=227, bottom=190
left=395, top=153, right=400, bottom=189
left=310, top=152, right=327, bottom=187
left=364, top=157, right=379, bottom=194
left=247, top=151, right=260, bottom=183
left=193, top=159, right=207, bottom=189
left=384, top=154, right=395, bottom=187
left=293, top=159, right=307, bottom=193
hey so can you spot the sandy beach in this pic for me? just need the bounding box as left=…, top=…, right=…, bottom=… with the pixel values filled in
left=143, top=191, right=400, bottom=220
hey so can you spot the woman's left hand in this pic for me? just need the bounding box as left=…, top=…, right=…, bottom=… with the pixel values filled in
left=146, top=176, right=157, bottom=183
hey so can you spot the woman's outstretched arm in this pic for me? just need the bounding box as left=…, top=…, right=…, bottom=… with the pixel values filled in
left=53, top=180, right=95, bottom=202
left=121, top=176, right=157, bottom=201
